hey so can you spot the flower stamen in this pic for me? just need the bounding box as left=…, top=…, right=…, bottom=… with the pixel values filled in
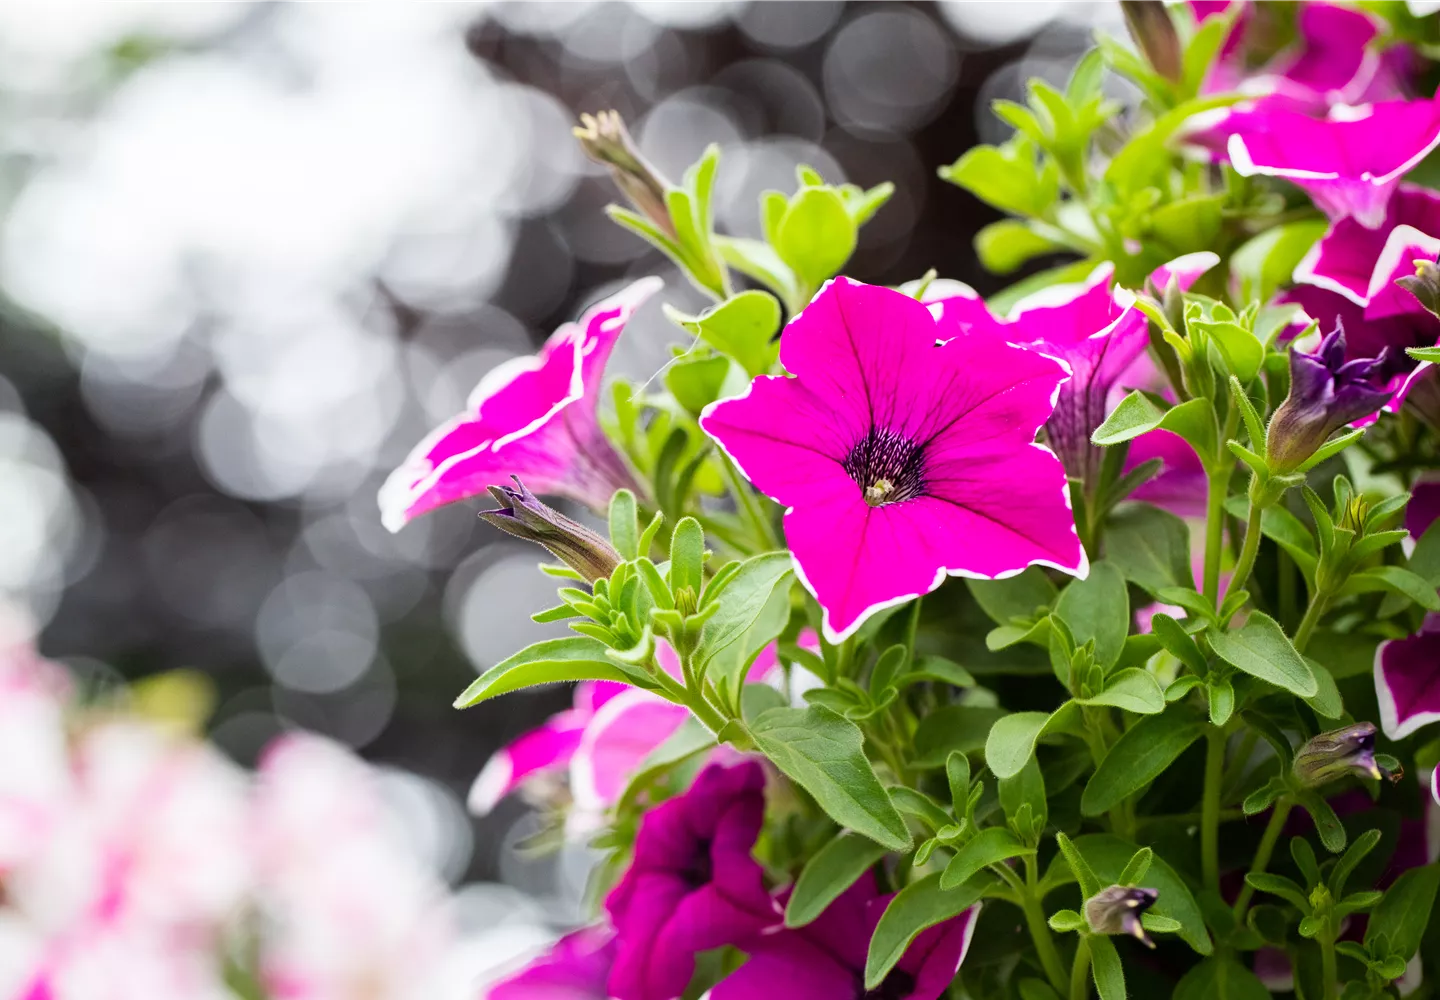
left=845, top=428, right=926, bottom=507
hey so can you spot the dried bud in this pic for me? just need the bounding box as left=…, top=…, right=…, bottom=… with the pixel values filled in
left=478, top=477, right=621, bottom=584
left=1085, top=885, right=1160, bottom=947
left=1121, top=1, right=1182, bottom=82
left=574, top=110, right=674, bottom=239
left=1293, top=722, right=1394, bottom=788
left=1266, top=325, right=1392, bottom=473
left=1397, top=258, right=1440, bottom=321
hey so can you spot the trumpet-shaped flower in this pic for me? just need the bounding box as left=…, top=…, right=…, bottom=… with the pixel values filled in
left=1225, top=98, right=1440, bottom=228
left=380, top=278, right=660, bottom=530
left=712, top=872, right=979, bottom=1000
left=605, top=761, right=779, bottom=1000
left=702, top=277, right=1085, bottom=642
left=1265, top=325, right=1393, bottom=472
left=1292, top=184, right=1440, bottom=364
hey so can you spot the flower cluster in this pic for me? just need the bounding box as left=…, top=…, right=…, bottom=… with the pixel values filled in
left=385, top=3, right=1440, bottom=998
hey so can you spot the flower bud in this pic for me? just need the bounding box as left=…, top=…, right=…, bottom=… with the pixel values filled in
left=1085, top=885, right=1159, bottom=947
left=1266, top=325, right=1392, bottom=473
left=573, top=110, right=674, bottom=239
left=1120, top=1, right=1182, bottom=82
left=478, top=477, right=622, bottom=584
left=1292, top=722, right=1391, bottom=788
left=1397, top=258, right=1440, bottom=321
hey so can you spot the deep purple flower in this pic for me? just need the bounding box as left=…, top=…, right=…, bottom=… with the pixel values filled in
left=488, top=926, right=617, bottom=1000
left=712, top=872, right=979, bottom=1000
left=380, top=278, right=659, bottom=530
left=701, top=277, right=1085, bottom=642
left=1407, top=478, right=1440, bottom=542
left=1291, top=184, right=1440, bottom=365
left=1265, top=325, right=1393, bottom=473
left=1376, top=614, right=1440, bottom=741
left=604, top=761, right=779, bottom=1000
left=1225, top=97, right=1440, bottom=228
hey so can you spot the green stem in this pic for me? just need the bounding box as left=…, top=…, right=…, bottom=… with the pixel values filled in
left=834, top=634, right=858, bottom=681
left=653, top=664, right=730, bottom=733
left=1023, top=857, right=1070, bottom=994
left=1070, top=938, right=1092, bottom=1000
left=1226, top=504, right=1264, bottom=607
left=1321, top=934, right=1339, bottom=1000
left=903, top=596, right=923, bottom=670
left=1279, top=548, right=1298, bottom=631
left=1203, top=471, right=1229, bottom=606
left=1293, top=593, right=1329, bottom=655
left=1201, top=728, right=1226, bottom=892
left=720, top=454, right=777, bottom=551
left=1232, top=798, right=1294, bottom=920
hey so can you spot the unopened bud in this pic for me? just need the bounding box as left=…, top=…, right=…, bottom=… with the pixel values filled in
left=1337, top=495, right=1369, bottom=535
left=1266, top=325, right=1392, bottom=473
left=478, top=477, right=621, bottom=584
left=674, top=585, right=699, bottom=618
left=1121, top=1, right=1182, bottom=82
left=574, top=110, right=674, bottom=239
left=1397, top=258, right=1440, bottom=321
left=1085, top=885, right=1160, bottom=948
left=1293, top=722, right=1396, bottom=788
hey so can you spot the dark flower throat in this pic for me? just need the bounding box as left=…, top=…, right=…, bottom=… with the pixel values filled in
left=844, top=427, right=926, bottom=507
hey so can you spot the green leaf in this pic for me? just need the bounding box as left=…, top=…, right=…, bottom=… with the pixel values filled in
left=1076, top=668, right=1166, bottom=714
left=1088, top=936, right=1126, bottom=1000
left=1293, top=788, right=1347, bottom=853
left=749, top=705, right=910, bottom=850
left=1302, top=657, right=1344, bottom=720
left=609, top=490, right=639, bottom=560
left=775, top=186, right=856, bottom=288
left=1230, top=220, right=1328, bottom=303
left=668, top=290, right=781, bottom=378
left=965, top=568, right=1058, bottom=626
left=1117, top=847, right=1153, bottom=887
left=715, top=236, right=799, bottom=308
left=1198, top=319, right=1264, bottom=383
left=1150, top=614, right=1207, bottom=675
left=985, top=709, right=1065, bottom=780
left=975, top=219, right=1066, bottom=274
left=1340, top=565, right=1440, bottom=611
left=693, top=552, right=795, bottom=701
left=864, top=872, right=990, bottom=989
left=1149, top=194, right=1224, bottom=257
left=1366, top=864, right=1440, bottom=961
left=454, top=637, right=628, bottom=708
left=940, top=144, right=1052, bottom=217
left=1408, top=346, right=1440, bottom=364
left=785, top=832, right=890, bottom=927
left=912, top=705, right=1007, bottom=768
left=663, top=352, right=736, bottom=416
left=1053, top=561, right=1128, bottom=669
left=940, top=826, right=1034, bottom=889
left=999, top=755, right=1048, bottom=835
left=902, top=654, right=976, bottom=690
left=1208, top=613, right=1318, bottom=697
left=1104, top=504, right=1193, bottom=596
left=668, top=517, right=705, bottom=596
left=1052, top=833, right=1213, bottom=955
left=1172, top=957, right=1271, bottom=1000
left=1091, top=394, right=1216, bottom=461
left=1081, top=704, right=1206, bottom=816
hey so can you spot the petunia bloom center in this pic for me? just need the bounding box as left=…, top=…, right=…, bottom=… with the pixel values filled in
left=680, top=839, right=714, bottom=889
left=859, top=969, right=917, bottom=999
left=844, top=427, right=926, bottom=507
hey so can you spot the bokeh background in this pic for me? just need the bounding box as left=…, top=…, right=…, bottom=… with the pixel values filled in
left=0, top=0, right=1127, bottom=980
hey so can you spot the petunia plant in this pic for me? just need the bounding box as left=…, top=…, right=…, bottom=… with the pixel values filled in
left=388, top=4, right=1440, bottom=998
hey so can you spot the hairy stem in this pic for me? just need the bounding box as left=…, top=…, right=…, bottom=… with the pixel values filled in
left=1203, top=470, right=1228, bottom=606
left=1201, top=728, right=1226, bottom=892
left=1232, top=798, right=1294, bottom=920
left=1293, top=592, right=1329, bottom=655
left=1024, top=857, right=1070, bottom=994
left=1070, top=938, right=1092, bottom=1000
left=903, top=596, right=922, bottom=669
left=1226, top=504, right=1264, bottom=607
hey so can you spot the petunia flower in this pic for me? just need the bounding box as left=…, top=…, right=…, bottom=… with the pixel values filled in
left=711, top=871, right=979, bottom=1000
left=1225, top=97, right=1440, bottom=228
left=1291, top=184, right=1440, bottom=365
left=1406, top=478, right=1440, bottom=542
left=379, top=277, right=660, bottom=531
left=1265, top=324, right=1393, bottom=473
left=605, top=760, right=780, bottom=1000
left=488, top=925, right=617, bottom=1000
left=1376, top=615, right=1440, bottom=741
left=478, top=477, right=623, bottom=583
left=1084, top=885, right=1160, bottom=947
left=702, top=277, right=1086, bottom=642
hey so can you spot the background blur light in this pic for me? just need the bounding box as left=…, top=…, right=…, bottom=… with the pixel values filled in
left=0, top=0, right=1124, bottom=984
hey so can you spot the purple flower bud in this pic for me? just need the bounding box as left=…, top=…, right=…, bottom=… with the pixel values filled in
left=478, top=477, right=621, bottom=583
left=1084, top=885, right=1160, bottom=947
left=1292, top=721, right=1392, bottom=788
left=1397, top=258, right=1440, bottom=322
left=1266, top=324, right=1393, bottom=472
left=573, top=110, right=674, bottom=240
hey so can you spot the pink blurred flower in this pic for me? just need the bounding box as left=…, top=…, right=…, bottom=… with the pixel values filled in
left=1376, top=485, right=1440, bottom=742
left=712, top=872, right=979, bottom=1000
left=702, top=276, right=1085, bottom=642
left=379, top=277, right=660, bottom=530
left=487, top=926, right=617, bottom=1000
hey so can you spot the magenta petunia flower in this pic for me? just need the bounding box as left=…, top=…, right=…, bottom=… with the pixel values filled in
left=712, top=871, right=979, bottom=1000
left=1225, top=98, right=1440, bottom=228
left=379, top=277, right=661, bottom=531
left=605, top=760, right=779, bottom=1000
left=488, top=926, right=617, bottom=1000
left=1407, top=478, right=1440, bottom=542
left=1377, top=619, right=1440, bottom=741
left=1291, top=184, right=1440, bottom=363
left=702, top=277, right=1085, bottom=642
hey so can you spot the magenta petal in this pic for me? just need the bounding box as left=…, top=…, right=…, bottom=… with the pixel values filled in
left=468, top=711, right=587, bottom=815
left=1148, top=251, right=1220, bottom=294
left=1298, top=186, right=1440, bottom=304
left=488, top=927, right=617, bottom=1000
left=1406, top=478, right=1440, bottom=541
left=570, top=691, right=687, bottom=811
left=1376, top=615, right=1440, bottom=740
left=1228, top=98, right=1440, bottom=228
left=711, top=939, right=856, bottom=1000
left=1124, top=429, right=1207, bottom=519
left=896, top=904, right=981, bottom=1000
left=379, top=277, right=659, bottom=529
left=1271, top=3, right=1380, bottom=99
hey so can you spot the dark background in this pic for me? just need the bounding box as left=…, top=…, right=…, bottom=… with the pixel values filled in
left=0, top=1, right=1113, bottom=888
